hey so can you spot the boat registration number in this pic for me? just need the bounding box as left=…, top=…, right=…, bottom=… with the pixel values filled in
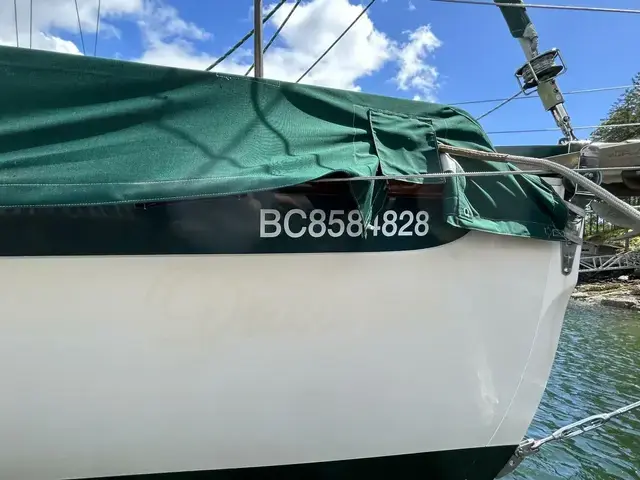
left=259, top=209, right=429, bottom=238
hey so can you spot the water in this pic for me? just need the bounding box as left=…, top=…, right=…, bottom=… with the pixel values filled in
left=506, top=301, right=640, bottom=480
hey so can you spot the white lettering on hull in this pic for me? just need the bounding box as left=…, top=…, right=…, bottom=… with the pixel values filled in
left=260, top=209, right=429, bottom=238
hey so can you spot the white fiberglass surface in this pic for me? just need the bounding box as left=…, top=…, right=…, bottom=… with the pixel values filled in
left=0, top=228, right=575, bottom=479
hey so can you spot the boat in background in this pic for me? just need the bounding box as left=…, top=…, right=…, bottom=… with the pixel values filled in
left=0, top=2, right=638, bottom=480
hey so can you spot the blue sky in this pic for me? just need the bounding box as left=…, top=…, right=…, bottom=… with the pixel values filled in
left=1, top=0, right=637, bottom=147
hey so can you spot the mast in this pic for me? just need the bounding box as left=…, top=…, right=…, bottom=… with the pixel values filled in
left=254, top=0, right=264, bottom=78
left=494, top=0, right=576, bottom=141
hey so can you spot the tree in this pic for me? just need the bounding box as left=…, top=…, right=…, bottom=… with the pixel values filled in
left=591, top=73, right=640, bottom=142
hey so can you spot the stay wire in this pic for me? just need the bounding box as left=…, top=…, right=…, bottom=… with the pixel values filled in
left=94, top=0, right=101, bottom=56
left=205, top=0, right=288, bottom=72
left=245, top=0, right=302, bottom=76
left=296, top=0, right=377, bottom=83
left=432, top=0, right=640, bottom=15
left=487, top=122, right=640, bottom=135
left=13, top=0, right=19, bottom=47
left=73, top=0, right=86, bottom=55
left=476, top=91, right=522, bottom=120
left=452, top=85, right=637, bottom=107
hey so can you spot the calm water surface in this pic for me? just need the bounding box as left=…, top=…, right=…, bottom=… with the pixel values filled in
left=506, top=301, right=640, bottom=480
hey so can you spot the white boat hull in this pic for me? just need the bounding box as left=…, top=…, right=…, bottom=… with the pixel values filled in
left=0, top=226, right=578, bottom=479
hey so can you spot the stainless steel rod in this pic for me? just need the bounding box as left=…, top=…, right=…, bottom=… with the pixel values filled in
left=254, top=0, right=264, bottom=77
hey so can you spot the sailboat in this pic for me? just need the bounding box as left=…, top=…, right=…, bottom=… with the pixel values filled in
left=0, top=1, right=637, bottom=480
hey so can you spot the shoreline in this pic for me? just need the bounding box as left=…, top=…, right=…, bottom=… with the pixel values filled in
left=573, top=274, right=640, bottom=310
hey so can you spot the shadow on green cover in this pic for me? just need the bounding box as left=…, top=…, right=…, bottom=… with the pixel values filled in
left=0, top=46, right=567, bottom=241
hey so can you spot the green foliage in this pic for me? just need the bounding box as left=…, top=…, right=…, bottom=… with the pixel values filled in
left=591, top=73, right=640, bottom=142
left=585, top=226, right=627, bottom=243
left=584, top=227, right=640, bottom=251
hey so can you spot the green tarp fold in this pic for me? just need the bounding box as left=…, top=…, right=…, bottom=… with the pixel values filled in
left=0, top=45, right=567, bottom=241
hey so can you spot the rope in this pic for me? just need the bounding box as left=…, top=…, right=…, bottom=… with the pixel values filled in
left=245, top=0, right=302, bottom=76
left=437, top=144, right=640, bottom=226
left=13, top=0, right=19, bottom=47
left=451, top=85, right=637, bottom=106
left=205, top=0, right=288, bottom=72
left=73, top=0, right=86, bottom=55
left=296, top=0, right=377, bottom=83
left=432, top=0, right=640, bottom=15
left=476, top=91, right=522, bottom=120
left=487, top=122, right=640, bottom=135
left=94, top=0, right=101, bottom=56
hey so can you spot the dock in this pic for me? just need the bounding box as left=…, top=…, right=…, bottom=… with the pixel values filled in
left=579, top=252, right=640, bottom=273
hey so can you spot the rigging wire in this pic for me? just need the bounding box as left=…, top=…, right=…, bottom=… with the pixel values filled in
left=29, top=0, right=33, bottom=48
left=94, top=0, right=101, bottom=56
left=205, top=0, right=288, bottom=72
left=487, top=122, right=640, bottom=135
left=73, top=0, right=86, bottom=55
left=452, top=85, right=637, bottom=106
left=476, top=91, right=522, bottom=120
left=13, top=0, right=19, bottom=47
left=312, top=165, right=640, bottom=183
left=432, top=0, right=640, bottom=15
left=245, top=0, right=302, bottom=76
left=296, top=0, right=377, bottom=83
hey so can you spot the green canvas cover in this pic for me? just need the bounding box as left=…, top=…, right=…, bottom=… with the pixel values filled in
left=0, top=46, right=567, bottom=242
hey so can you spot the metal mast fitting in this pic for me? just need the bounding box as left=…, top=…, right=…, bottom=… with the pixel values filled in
left=494, top=0, right=576, bottom=141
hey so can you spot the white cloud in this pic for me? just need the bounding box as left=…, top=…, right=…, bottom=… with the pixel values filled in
left=136, top=0, right=218, bottom=70
left=0, top=0, right=143, bottom=53
left=138, top=1, right=210, bottom=42
left=138, top=0, right=394, bottom=92
left=408, top=1, right=417, bottom=11
left=0, top=0, right=443, bottom=101
left=36, top=32, right=83, bottom=55
left=394, top=25, right=442, bottom=102
left=138, top=39, right=232, bottom=72
left=139, top=0, right=443, bottom=99
left=258, top=0, right=393, bottom=90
